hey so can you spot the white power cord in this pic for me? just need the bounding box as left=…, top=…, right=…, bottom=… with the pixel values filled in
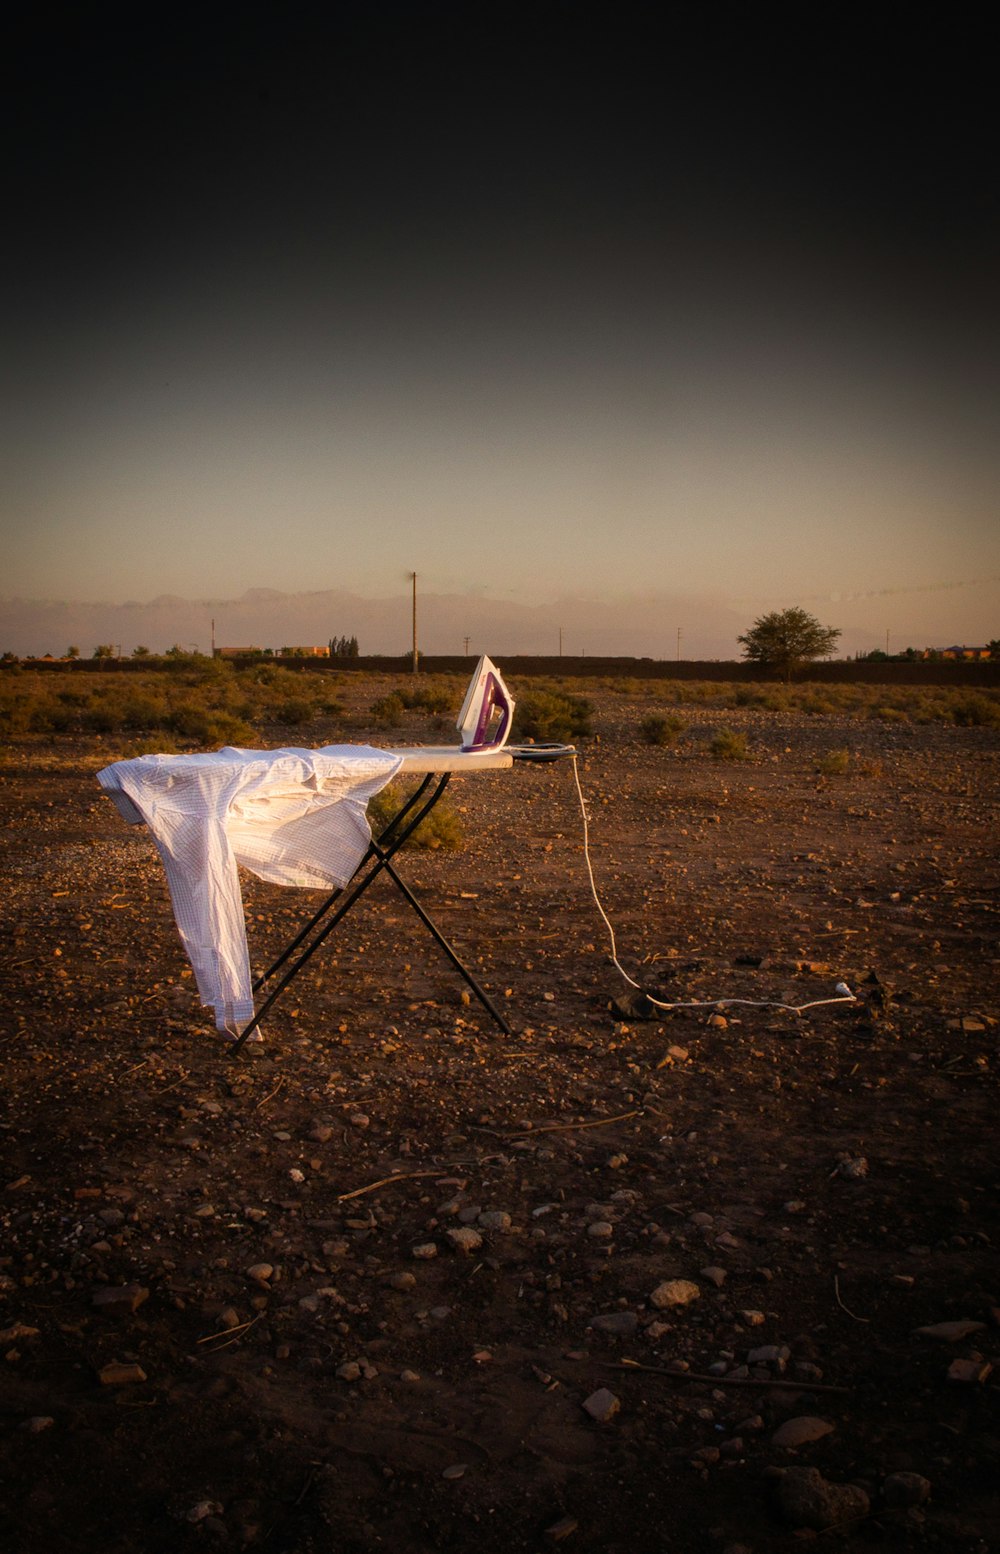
left=569, top=753, right=857, bottom=1016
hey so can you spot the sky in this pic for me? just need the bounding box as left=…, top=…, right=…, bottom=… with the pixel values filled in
left=2, top=3, right=998, bottom=657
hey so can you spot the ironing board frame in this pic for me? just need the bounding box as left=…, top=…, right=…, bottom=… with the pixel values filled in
left=229, top=767, right=510, bottom=1054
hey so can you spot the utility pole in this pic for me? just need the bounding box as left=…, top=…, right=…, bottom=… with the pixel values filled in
left=558, top=626, right=563, bottom=658
left=885, top=628, right=890, bottom=657
left=411, top=572, right=418, bottom=673
left=676, top=627, right=682, bottom=662
left=211, top=618, right=216, bottom=658
left=463, top=636, right=470, bottom=656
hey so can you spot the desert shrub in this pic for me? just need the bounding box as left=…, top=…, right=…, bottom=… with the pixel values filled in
left=798, top=693, right=838, bottom=716
left=513, top=690, right=591, bottom=742
left=815, top=748, right=851, bottom=776
left=367, top=781, right=464, bottom=850
left=266, top=695, right=315, bottom=726
left=396, top=679, right=457, bottom=716
left=871, top=704, right=908, bottom=723
left=949, top=693, right=1000, bottom=728
left=709, top=727, right=749, bottom=761
left=639, top=713, right=685, bottom=747
left=370, top=693, right=405, bottom=727
left=168, top=707, right=256, bottom=746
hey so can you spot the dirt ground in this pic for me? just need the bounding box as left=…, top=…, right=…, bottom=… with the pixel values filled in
left=1, top=678, right=998, bottom=1554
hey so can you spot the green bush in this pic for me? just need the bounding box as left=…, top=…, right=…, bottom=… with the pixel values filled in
left=367, top=781, right=464, bottom=850
left=709, top=727, right=749, bottom=761
left=950, top=693, right=1000, bottom=728
left=370, top=693, right=405, bottom=728
left=815, top=748, right=851, bottom=776
left=638, top=712, right=685, bottom=746
left=513, top=690, right=591, bottom=742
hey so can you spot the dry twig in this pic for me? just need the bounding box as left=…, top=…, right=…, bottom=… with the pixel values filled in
left=833, top=1274, right=871, bottom=1324
left=604, top=1358, right=851, bottom=1394
left=337, top=1169, right=442, bottom=1203
left=507, top=1108, right=640, bottom=1139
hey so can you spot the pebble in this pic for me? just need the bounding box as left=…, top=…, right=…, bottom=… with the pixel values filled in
left=0, top=1323, right=40, bottom=1344
left=775, top=1466, right=870, bottom=1530
left=649, top=1279, right=700, bottom=1310
left=22, top=1416, right=55, bottom=1433
left=186, top=1501, right=224, bottom=1524
left=446, top=1227, right=483, bottom=1254
left=388, top=1271, right=417, bottom=1291
left=582, top=1387, right=621, bottom=1423
left=246, top=1263, right=273, bottom=1284
left=544, top=1515, right=579, bottom=1542
left=98, top=1361, right=147, bottom=1386
left=336, top=1361, right=362, bottom=1382
left=740, top=1309, right=766, bottom=1326
left=411, top=1243, right=438, bottom=1260
left=588, top=1311, right=639, bottom=1337
left=772, top=1416, right=835, bottom=1448
left=915, top=1319, right=985, bottom=1341
left=400, top=1369, right=421, bottom=1382
left=700, top=1266, right=727, bottom=1287
left=883, top=1471, right=931, bottom=1508
left=478, top=1210, right=512, bottom=1232
left=947, top=1357, right=993, bottom=1384
left=442, top=1462, right=468, bottom=1479
left=587, top=1221, right=614, bottom=1240
left=91, top=1283, right=149, bottom=1317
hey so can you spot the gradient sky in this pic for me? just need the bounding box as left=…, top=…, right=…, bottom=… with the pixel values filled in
left=3, top=4, right=997, bottom=654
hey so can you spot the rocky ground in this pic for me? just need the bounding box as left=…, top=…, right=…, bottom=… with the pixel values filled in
left=1, top=677, right=998, bottom=1553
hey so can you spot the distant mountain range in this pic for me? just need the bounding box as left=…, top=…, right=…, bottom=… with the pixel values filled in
left=0, top=587, right=752, bottom=661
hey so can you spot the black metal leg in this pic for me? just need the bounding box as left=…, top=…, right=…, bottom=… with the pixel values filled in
left=252, top=774, right=438, bottom=993
left=229, top=771, right=511, bottom=1055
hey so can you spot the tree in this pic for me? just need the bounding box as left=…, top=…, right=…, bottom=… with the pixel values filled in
left=737, top=607, right=841, bottom=682
left=92, top=643, right=115, bottom=659
left=131, top=645, right=151, bottom=658
left=66, top=645, right=80, bottom=659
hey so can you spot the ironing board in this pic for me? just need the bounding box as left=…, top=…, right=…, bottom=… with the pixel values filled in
left=97, top=655, right=575, bottom=1054
left=230, top=743, right=518, bottom=1052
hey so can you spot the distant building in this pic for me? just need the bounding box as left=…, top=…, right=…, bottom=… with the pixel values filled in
left=214, top=645, right=330, bottom=659
left=939, top=646, right=991, bottom=660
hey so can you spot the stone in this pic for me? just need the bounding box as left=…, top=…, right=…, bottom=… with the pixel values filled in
left=883, top=1472, right=931, bottom=1508
left=336, top=1361, right=362, bottom=1382
left=772, top=1416, right=835, bottom=1449
left=582, top=1387, right=620, bottom=1423
left=22, top=1416, right=55, bottom=1433
left=91, top=1284, right=149, bottom=1317
left=587, top=1221, right=614, bottom=1240
left=775, top=1466, right=870, bottom=1530
left=442, top=1462, right=468, bottom=1479
left=915, top=1320, right=985, bottom=1341
left=700, top=1265, right=727, bottom=1288
left=246, top=1263, right=273, bottom=1284
left=0, top=1323, right=40, bottom=1344
left=98, top=1361, right=147, bottom=1386
left=588, top=1311, right=639, bottom=1337
left=186, top=1501, right=224, bottom=1523
left=446, top=1227, right=483, bottom=1254
left=545, top=1515, right=579, bottom=1541
left=947, top=1357, right=992, bottom=1384
left=649, top=1279, right=700, bottom=1310
left=411, top=1243, right=438, bottom=1259
left=478, top=1210, right=512, bottom=1232
left=388, top=1271, right=417, bottom=1291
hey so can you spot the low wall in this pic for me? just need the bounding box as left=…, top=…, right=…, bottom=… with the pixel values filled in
left=12, top=654, right=999, bottom=686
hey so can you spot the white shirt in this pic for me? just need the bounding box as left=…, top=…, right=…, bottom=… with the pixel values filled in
left=97, top=745, right=402, bottom=1032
